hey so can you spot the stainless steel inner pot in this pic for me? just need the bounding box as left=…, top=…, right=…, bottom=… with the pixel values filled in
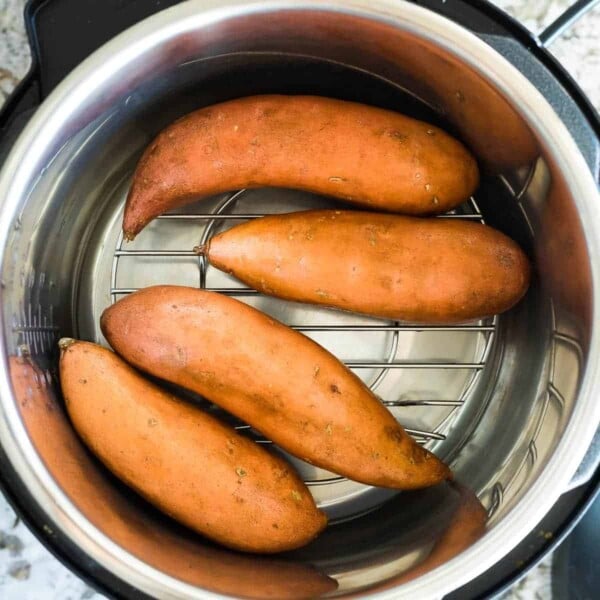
left=0, top=1, right=599, bottom=598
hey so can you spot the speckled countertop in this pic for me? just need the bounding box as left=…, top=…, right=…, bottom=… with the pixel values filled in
left=0, top=1, right=599, bottom=599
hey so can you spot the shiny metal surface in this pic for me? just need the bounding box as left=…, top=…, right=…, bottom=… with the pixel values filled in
left=0, top=1, right=599, bottom=599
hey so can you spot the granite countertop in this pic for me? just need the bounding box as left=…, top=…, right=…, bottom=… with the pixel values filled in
left=0, top=1, right=599, bottom=599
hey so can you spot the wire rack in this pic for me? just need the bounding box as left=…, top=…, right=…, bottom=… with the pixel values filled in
left=109, top=191, right=498, bottom=475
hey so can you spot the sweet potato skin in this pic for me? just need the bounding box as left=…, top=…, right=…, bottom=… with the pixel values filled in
left=101, top=286, right=451, bottom=489
left=202, top=210, right=530, bottom=323
left=12, top=354, right=336, bottom=596
left=377, top=483, right=487, bottom=588
left=123, top=95, right=479, bottom=238
left=59, top=339, right=327, bottom=553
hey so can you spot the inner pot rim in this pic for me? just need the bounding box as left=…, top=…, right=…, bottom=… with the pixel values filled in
left=0, top=1, right=599, bottom=598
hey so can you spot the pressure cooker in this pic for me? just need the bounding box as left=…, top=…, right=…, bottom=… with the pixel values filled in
left=0, top=0, right=599, bottom=598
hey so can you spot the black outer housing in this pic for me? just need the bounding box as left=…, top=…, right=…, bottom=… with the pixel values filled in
left=0, top=1, right=598, bottom=598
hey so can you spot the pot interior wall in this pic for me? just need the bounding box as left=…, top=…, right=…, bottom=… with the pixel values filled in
left=1, top=6, right=592, bottom=598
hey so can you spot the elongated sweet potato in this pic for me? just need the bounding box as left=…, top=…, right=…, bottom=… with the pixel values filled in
left=12, top=354, right=336, bottom=597
left=123, top=95, right=479, bottom=239
left=377, top=483, right=487, bottom=588
left=197, top=210, right=530, bottom=323
left=101, top=286, right=452, bottom=489
left=59, top=339, right=326, bottom=553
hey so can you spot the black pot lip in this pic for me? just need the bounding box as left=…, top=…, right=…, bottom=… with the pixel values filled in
left=0, top=1, right=598, bottom=598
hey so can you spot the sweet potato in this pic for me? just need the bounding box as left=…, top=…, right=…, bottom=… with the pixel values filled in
left=375, top=483, right=487, bottom=589
left=13, top=354, right=335, bottom=596
left=197, top=210, right=530, bottom=323
left=101, top=286, right=452, bottom=489
left=58, top=339, right=327, bottom=553
left=123, top=95, right=479, bottom=239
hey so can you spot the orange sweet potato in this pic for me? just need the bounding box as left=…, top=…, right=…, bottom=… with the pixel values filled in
left=101, top=286, right=452, bottom=489
left=58, top=339, right=327, bottom=553
left=12, top=353, right=336, bottom=596
left=197, top=210, right=530, bottom=323
left=123, top=95, right=479, bottom=239
left=375, top=483, right=487, bottom=589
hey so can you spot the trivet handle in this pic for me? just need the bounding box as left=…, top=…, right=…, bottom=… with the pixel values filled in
left=539, top=0, right=600, bottom=47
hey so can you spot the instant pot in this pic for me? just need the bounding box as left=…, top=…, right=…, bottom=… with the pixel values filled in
left=0, top=0, right=599, bottom=598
